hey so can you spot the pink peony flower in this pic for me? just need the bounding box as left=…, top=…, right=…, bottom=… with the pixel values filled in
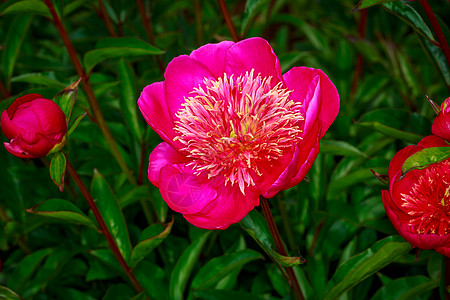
left=432, top=97, right=450, bottom=141
left=382, top=135, right=450, bottom=256
left=138, top=37, right=340, bottom=229
left=1, top=94, right=67, bottom=159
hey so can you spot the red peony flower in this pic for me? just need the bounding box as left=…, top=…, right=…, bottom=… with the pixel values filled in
left=432, top=97, right=450, bottom=142
left=1, top=94, right=67, bottom=159
left=138, top=37, right=340, bottom=229
left=382, top=135, right=450, bottom=256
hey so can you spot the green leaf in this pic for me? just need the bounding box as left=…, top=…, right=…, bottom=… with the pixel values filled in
left=8, top=248, right=52, bottom=291
left=170, top=231, right=211, bottom=300
left=383, top=2, right=438, bottom=45
left=1, top=14, right=32, bottom=82
left=130, top=217, right=174, bottom=268
left=49, top=152, right=66, bottom=192
left=118, top=59, right=142, bottom=142
left=241, top=0, right=269, bottom=36
left=133, top=261, right=168, bottom=300
left=422, top=37, right=450, bottom=89
left=102, top=284, right=134, bottom=300
left=26, top=198, right=98, bottom=230
left=401, top=146, right=450, bottom=175
left=83, top=37, right=164, bottom=75
left=0, top=286, right=21, bottom=300
left=11, top=73, right=66, bottom=88
left=324, top=236, right=411, bottom=300
left=0, top=0, right=50, bottom=17
left=53, top=78, right=81, bottom=122
left=320, top=140, right=368, bottom=158
left=193, top=289, right=263, bottom=300
left=91, top=170, right=132, bottom=262
left=371, top=275, right=437, bottom=300
left=357, top=109, right=423, bottom=143
left=352, top=0, right=395, bottom=11
left=67, top=112, right=87, bottom=136
left=241, top=209, right=302, bottom=267
left=191, top=249, right=263, bottom=290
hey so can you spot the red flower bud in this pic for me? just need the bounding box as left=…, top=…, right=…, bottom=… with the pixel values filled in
left=381, top=135, right=450, bottom=256
left=432, top=97, right=450, bottom=141
left=1, top=94, right=67, bottom=159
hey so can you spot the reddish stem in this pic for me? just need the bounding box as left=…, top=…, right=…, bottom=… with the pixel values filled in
left=260, top=196, right=305, bottom=300
left=0, top=80, right=9, bottom=99
left=350, top=9, right=368, bottom=99
left=136, top=0, right=154, bottom=44
left=98, top=0, right=117, bottom=37
left=66, top=157, right=144, bottom=293
left=217, top=0, right=239, bottom=42
left=44, top=0, right=136, bottom=185
left=418, top=0, right=450, bottom=70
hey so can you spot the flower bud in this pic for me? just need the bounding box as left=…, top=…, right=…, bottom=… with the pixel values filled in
left=432, top=97, right=450, bottom=141
left=1, top=94, right=67, bottom=158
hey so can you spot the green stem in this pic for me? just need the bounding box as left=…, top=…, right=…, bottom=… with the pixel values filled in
left=260, top=196, right=304, bottom=300
left=44, top=0, right=137, bottom=185
left=217, top=0, right=239, bottom=42
left=418, top=0, right=450, bottom=70
left=65, top=156, right=145, bottom=294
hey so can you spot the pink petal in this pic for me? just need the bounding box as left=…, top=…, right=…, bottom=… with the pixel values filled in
left=283, top=67, right=340, bottom=137
left=3, top=141, right=37, bottom=159
left=225, top=37, right=282, bottom=86
left=184, top=182, right=260, bottom=230
left=190, top=41, right=235, bottom=78
left=164, top=55, right=215, bottom=118
left=148, top=142, right=189, bottom=187
left=138, top=82, right=182, bottom=149
left=158, top=164, right=217, bottom=215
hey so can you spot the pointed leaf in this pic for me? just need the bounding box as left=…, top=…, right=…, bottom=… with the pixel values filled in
left=170, top=231, right=211, bottom=300
left=0, top=0, right=50, bottom=17
left=271, top=249, right=306, bottom=267
left=1, top=14, right=32, bottom=81
left=320, top=140, right=368, bottom=157
left=401, top=146, right=450, bottom=175
left=67, top=112, right=87, bottom=136
left=130, top=217, right=174, bottom=268
left=26, top=198, right=98, bottom=230
left=0, top=286, right=21, bottom=300
left=324, top=236, right=411, bottom=300
left=118, top=59, right=142, bottom=142
left=241, top=0, right=269, bottom=36
left=383, top=2, right=438, bottom=45
left=352, top=0, right=395, bottom=11
left=53, top=78, right=81, bottom=122
left=357, top=109, right=423, bottom=143
left=371, top=276, right=437, bottom=300
left=84, top=37, right=164, bottom=75
left=11, top=73, right=66, bottom=88
left=49, top=152, right=66, bottom=192
left=191, top=249, right=263, bottom=290
left=91, top=170, right=132, bottom=263
left=193, top=288, right=264, bottom=300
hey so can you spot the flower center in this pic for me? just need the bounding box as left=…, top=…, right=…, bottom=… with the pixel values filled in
left=174, top=70, right=304, bottom=194
left=401, top=160, right=450, bottom=235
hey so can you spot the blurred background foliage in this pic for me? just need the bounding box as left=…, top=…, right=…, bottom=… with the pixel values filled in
left=0, top=0, right=449, bottom=299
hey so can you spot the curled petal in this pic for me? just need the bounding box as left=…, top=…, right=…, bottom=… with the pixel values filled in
left=190, top=41, right=235, bottom=78
left=184, top=182, right=260, bottom=230
left=138, top=82, right=183, bottom=149
left=148, top=142, right=189, bottom=187
left=164, top=55, right=215, bottom=118
left=225, top=37, right=283, bottom=85
left=159, top=164, right=217, bottom=215
left=283, top=67, right=339, bottom=137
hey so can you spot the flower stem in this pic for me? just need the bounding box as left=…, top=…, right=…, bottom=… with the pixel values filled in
left=418, top=0, right=450, bottom=70
left=44, top=0, right=137, bottom=186
left=98, top=0, right=117, bottom=37
left=0, top=80, right=9, bottom=99
left=65, top=156, right=144, bottom=294
left=445, top=255, right=450, bottom=300
left=260, top=196, right=304, bottom=300
left=217, top=0, right=239, bottom=42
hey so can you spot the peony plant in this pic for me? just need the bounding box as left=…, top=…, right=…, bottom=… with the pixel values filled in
left=138, top=37, right=340, bottom=229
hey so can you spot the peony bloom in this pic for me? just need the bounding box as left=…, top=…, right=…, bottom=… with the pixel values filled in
left=1, top=94, right=67, bottom=159
left=432, top=97, right=450, bottom=141
left=138, top=37, right=339, bottom=229
left=381, top=135, right=450, bottom=256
